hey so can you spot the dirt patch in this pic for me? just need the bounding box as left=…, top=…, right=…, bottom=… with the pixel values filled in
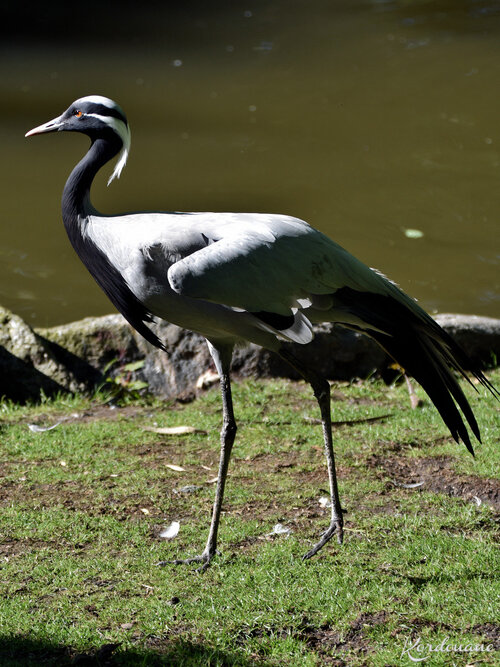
left=301, top=614, right=498, bottom=664
left=0, top=537, right=61, bottom=560
left=0, top=478, right=93, bottom=507
left=133, top=439, right=218, bottom=470
left=0, top=476, right=187, bottom=523
left=303, top=610, right=389, bottom=661
left=472, top=623, right=500, bottom=650
left=366, top=454, right=500, bottom=511
left=16, top=403, right=150, bottom=431
left=233, top=611, right=389, bottom=665
left=400, top=616, right=457, bottom=636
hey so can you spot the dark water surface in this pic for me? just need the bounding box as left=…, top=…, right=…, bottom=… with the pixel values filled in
left=2, top=1, right=500, bottom=326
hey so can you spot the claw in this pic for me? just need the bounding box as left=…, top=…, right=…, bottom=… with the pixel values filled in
left=302, top=520, right=343, bottom=561
left=157, top=550, right=218, bottom=572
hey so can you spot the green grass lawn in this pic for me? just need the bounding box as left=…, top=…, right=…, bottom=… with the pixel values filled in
left=0, top=369, right=498, bottom=665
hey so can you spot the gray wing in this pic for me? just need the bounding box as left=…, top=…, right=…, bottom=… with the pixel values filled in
left=167, top=215, right=394, bottom=314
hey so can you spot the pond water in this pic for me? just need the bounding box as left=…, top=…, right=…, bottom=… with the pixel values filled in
left=2, top=1, right=500, bottom=327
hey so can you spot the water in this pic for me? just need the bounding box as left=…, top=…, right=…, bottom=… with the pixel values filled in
left=2, top=1, right=500, bottom=326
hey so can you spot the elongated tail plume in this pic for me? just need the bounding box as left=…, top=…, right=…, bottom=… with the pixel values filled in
left=333, top=288, right=499, bottom=454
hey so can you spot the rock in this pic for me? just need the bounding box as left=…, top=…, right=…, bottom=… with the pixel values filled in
left=135, top=321, right=388, bottom=399
left=435, top=314, right=500, bottom=368
left=36, top=313, right=144, bottom=384
left=132, top=315, right=500, bottom=398
left=35, top=316, right=389, bottom=400
left=0, top=308, right=144, bottom=402
left=0, top=305, right=498, bottom=403
left=139, top=323, right=211, bottom=399
left=0, top=345, right=64, bottom=403
left=0, top=306, right=67, bottom=402
left=37, top=314, right=146, bottom=394
left=230, top=323, right=388, bottom=382
left=36, top=314, right=141, bottom=370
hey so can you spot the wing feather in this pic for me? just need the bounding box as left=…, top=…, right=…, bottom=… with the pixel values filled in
left=167, top=216, right=394, bottom=314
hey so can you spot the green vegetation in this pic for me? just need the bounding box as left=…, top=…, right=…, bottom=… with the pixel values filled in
left=0, top=370, right=498, bottom=665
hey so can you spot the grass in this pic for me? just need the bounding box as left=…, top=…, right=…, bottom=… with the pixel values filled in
left=0, top=369, right=498, bottom=665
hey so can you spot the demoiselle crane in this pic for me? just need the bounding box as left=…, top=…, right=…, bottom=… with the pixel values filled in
left=26, top=96, right=497, bottom=569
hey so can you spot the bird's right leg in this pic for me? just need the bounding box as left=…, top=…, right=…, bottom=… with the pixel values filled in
left=278, top=347, right=344, bottom=559
left=162, top=357, right=236, bottom=572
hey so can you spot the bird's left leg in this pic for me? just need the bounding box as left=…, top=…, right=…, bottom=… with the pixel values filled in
left=164, top=343, right=236, bottom=572
left=278, top=347, right=344, bottom=559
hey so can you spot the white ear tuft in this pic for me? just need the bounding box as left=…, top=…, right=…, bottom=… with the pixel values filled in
left=107, top=120, right=131, bottom=186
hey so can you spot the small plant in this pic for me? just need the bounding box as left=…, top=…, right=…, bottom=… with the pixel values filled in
left=97, top=358, right=149, bottom=401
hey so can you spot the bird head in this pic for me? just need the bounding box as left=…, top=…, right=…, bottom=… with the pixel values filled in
left=25, top=95, right=131, bottom=185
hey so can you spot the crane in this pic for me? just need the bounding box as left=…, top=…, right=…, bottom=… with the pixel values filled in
left=26, top=95, right=497, bottom=569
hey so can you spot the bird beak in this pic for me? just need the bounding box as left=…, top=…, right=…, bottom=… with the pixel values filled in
left=25, top=114, right=65, bottom=138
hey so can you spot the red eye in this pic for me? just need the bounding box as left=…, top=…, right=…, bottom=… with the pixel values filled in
left=74, top=110, right=83, bottom=117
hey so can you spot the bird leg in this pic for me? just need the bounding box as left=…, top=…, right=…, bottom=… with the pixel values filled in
left=278, top=347, right=344, bottom=559
left=404, top=373, right=423, bottom=409
left=166, top=370, right=237, bottom=572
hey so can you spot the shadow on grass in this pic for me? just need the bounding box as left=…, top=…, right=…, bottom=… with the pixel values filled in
left=0, top=635, right=265, bottom=666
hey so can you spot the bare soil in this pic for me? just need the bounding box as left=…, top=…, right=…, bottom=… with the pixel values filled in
left=366, top=453, right=500, bottom=511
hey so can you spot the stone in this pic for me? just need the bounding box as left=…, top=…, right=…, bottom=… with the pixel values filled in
left=0, top=304, right=498, bottom=403
left=0, top=306, right=67, bottom=402
left=435, top=314, right=500, bottom=368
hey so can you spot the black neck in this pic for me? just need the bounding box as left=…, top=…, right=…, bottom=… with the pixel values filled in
left=58, top=133, right=166, bottom=352
left=62, top=135, right=121, bottom=222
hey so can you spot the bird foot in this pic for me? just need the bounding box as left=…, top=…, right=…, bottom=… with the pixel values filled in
left=157, top=549, right=218, bottom=573
left=302, top=519, right=343, bottom=561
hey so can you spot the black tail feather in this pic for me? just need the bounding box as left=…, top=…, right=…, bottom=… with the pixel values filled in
left=333, top=287, right=497, bottom=452
left=370, top=329, right=476, bottom=454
